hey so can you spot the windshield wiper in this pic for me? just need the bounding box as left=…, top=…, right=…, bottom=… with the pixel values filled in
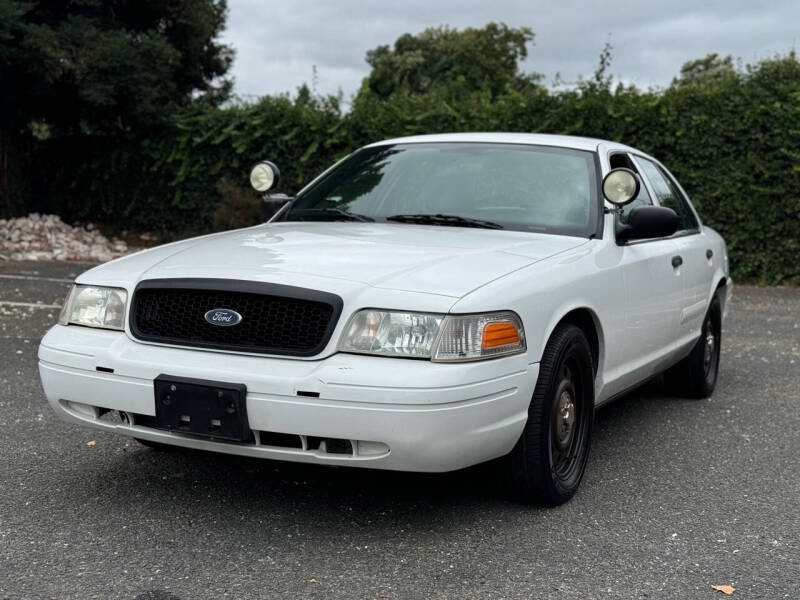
left=291, top=208, right=375, bottom=222
left=385, top=213, right=504, bottom=230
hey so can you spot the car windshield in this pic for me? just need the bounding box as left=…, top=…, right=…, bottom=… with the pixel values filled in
left=283, top=142, right=599, bottom=236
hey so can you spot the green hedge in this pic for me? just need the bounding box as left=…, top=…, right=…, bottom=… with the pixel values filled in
left=32, top=54, right=800, bottom=284
left=33, top=93, right=349, bottom=233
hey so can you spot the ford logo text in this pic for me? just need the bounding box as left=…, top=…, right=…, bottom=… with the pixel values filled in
left=204, top=308, right=243, bottom=327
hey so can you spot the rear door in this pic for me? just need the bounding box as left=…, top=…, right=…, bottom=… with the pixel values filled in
left=634, top=157, right=709, bottom=344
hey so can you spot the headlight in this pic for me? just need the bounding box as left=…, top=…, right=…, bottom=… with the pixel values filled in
left=338, top=310, right=443, bottom=358
left=58, top=285, right=128, bottom=330
left=338, top=309, right=525, bottom=361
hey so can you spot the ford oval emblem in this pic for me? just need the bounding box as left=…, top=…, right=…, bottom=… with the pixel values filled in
left=204, top=308, right=242, bottom=327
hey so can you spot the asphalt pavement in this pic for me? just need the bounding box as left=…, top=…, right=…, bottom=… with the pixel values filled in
left=0, top=260, right=798, bottom=599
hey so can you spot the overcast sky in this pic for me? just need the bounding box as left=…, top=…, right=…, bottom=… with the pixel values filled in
left=220, top=0, right=799, bottom=101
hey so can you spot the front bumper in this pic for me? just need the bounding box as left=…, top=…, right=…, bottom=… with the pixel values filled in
left=38, top=325, right=538, bottom=472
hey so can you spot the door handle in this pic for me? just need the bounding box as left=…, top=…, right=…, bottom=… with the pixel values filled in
left=706, top=249, right=713, bottom=259
left=671, top=255, right=683, bottom=268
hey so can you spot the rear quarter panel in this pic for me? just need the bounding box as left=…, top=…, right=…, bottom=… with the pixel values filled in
left=703, top=225, right=732, bottom=318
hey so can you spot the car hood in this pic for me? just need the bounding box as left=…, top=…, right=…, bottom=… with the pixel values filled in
left=82, top=222, right=588, bottom=299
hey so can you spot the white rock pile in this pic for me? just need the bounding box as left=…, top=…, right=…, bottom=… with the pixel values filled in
left=0, top=213, right=134, bottom=262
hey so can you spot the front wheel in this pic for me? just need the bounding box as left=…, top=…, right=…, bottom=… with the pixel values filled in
left=504, top=324, right=594, bottom=505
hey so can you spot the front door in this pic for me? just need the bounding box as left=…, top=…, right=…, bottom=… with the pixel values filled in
left=599, top=150, right=686, bottom=396
left=616, top=237, right=684, bottom=391
left=635, top=156, right=710, bottom=346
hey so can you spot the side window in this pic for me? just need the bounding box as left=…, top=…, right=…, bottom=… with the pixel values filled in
left=637, top=158, right=699, bottom=232
left=609, top=153, right=652, bottom=224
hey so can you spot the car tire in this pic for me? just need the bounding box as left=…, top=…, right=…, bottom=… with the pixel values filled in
left=504, top=323, right=594, bottom=506
left=669, top=293, right=722, bottom=399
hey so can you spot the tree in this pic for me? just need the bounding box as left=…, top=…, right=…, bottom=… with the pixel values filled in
left=359, top=23, right=540, bottom=101
left=672, top=53, right=736, bottom=87
left=0, top=0, right=233, bottom=214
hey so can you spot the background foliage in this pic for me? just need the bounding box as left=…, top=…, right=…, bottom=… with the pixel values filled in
left=0, top=0, right=232, bottom=218
left=3, top=19, right=799, bottom=284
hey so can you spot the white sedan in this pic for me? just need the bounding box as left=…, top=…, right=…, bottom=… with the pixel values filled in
left=38, top=133, right=731, bottom=505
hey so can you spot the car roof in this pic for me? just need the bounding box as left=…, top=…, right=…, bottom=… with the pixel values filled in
left=365, top=132, right=639, bottom=154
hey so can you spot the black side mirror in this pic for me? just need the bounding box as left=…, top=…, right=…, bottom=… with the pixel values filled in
left=616, top=206, right=679, bottom=243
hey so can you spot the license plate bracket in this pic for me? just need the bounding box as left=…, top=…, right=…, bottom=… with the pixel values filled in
left=153, top=375, right=251, bottom=442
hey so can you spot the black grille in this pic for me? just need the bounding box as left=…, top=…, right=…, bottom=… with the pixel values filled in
left=130, top=279, right=342, bottom=356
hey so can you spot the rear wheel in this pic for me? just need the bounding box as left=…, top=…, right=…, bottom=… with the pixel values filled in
left=504, top=324, right=594, bottom=505
left=669, top=294, right=722, bottom=399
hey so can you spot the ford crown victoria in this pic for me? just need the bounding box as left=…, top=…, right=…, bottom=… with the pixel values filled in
left=38, top=133, right=731, bottom=505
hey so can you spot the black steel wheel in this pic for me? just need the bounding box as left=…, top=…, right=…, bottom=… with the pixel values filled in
left=669, top=293, right=722, bottom=399
left=504, top=323, right=594, bottom=505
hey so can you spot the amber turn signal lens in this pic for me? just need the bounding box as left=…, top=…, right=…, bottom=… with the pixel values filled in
left=481, top=321, right=520, bottom=349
